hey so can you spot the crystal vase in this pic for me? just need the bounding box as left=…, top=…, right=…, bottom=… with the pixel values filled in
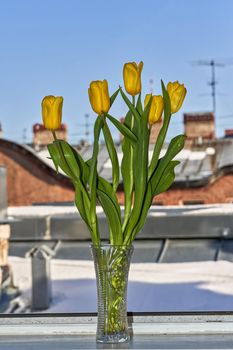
left=91, top=244, right=134, bottom=343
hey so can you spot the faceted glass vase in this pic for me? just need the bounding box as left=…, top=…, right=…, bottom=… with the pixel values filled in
left=91, top=244, right=134, bottom=343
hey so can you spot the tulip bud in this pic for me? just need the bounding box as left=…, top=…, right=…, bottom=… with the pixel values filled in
left=41, top=95, right=63, bottom=130
left=88, top=80, right=110, bottom=115
left=144, top=94, right=164, bottom=125
left=167, top=81, right=187, bottom=114
left=123, top=61, right=143, bottom=96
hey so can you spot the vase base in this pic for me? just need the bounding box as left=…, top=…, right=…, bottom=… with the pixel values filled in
left=96, top=333, right=130, bottom=344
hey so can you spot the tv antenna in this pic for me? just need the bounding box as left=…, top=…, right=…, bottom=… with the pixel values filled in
left=149, top=79, right=154, bottom=94
left=85, top=113, right=90, bottom=144
left=191, top=58, right=233, bottom=114
left=22, top=128, right=27, bottom=144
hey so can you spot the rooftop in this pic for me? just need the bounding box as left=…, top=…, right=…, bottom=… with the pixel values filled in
left=34, top=138, right=233, bottom=187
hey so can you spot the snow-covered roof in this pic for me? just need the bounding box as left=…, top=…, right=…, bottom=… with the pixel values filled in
left=8, top=257, right=233, bottom=313
left=35, top=141, right=221, bottom=185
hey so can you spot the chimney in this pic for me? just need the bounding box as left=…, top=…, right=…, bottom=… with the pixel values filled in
left=149, top=119, right=163, bottom=144
left=184, top=112, right=215, bottom=141
left=224, top=129, right=233, bottom=138
left=33, top=123, right=68, bottom=149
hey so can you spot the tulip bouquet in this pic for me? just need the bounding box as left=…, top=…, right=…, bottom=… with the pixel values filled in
left=42, top=61, right=186, bottom=342
left=42, top=61, right=186, bottom=246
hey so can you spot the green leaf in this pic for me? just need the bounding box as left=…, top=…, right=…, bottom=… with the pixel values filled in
left=48, top=143, right=73, bottom=178
left=58, top=141, right=81, bottom=179
left=74, top=185, right=91, bottom=231
left=102, top=118, right=119, bottom=192
left=121, top=111, right=134, bottom=231
left=123, top=110, right=133, bottom=128
left=98, top=176, right=121, bottom=220
left=161, top=79, right=171, bottom=117
left=89, top=117, right=103, bottom=227
left=142, top=94, right=152, bottom=124
left=106, top=113, right=137, bottom=143
left=119, top=88, right=141, bottom=121
left=136, top=93, right=143, bottom=115
left=128, top=160, right=181, bottom=243
left=86, top=159, right=122, bottom=241
left=110, top=88, right=120, bottom=106
left=47, top=140, right=97, bottom=241
left=86, top=160, right=122, bottom=244
left=153, top=160, right=180, bottom=196
left=84, top=159, right=121, bottom=223
left=123, top=108, right=139, bottom=137
left=164, top=134, right=186, bottom=160
left=150, top=134, right=185, bottom=193
left=49, top=140, right=89, bottom=194
left=125, top=159, right=179, bottom=244
left=97, top=189, right=122, bottom=245
left=148, top=80, right=172, bottom=179
left=124, top=134, right=184, bottom=244
left=124, top=181, right=153, bottom=245
left=47, top=144, right=60, bottom=173
left=58, top=142, right=92, bottom=209
left=123, top=106, right=150, bottom=241
left=82, top=158, right=122, bottom=226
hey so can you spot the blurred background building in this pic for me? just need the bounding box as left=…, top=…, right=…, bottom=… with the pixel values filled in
left=33, top=123, right=68, bottom=150
left=1, top=112, right=233, bottom=206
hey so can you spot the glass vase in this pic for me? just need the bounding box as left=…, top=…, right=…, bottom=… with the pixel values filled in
left=91, top=244, right=134, bottom=343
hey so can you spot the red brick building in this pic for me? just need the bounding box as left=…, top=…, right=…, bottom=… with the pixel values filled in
left=0, top=139, right=73, bottom=206
left=184, top=112, right=215, bottom=141
left=1, top=136, right=233, bottom=206
left=33, top=123, right=67, bottom=149
left=1, top=112, right=233, bottom=206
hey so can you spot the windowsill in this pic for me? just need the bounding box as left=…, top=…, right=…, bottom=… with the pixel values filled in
left=0, top=312, right=233, bottom=349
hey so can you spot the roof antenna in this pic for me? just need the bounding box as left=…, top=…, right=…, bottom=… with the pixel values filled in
left=190, top=58, right=233, bottom=115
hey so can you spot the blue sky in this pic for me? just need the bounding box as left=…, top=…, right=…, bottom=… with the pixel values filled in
left=0, top=0, right=233, bottom=143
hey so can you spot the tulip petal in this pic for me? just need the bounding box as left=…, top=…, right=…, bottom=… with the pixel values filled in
left=101, top=80, right=110, bottom=114
left=167, top=81, right=187, bottom=114
left=88, top=80, right=110, bottom=115
left=90, top=81, right=103, bottom=114
left=52, top=97, right=63, bottom=129
left=42, top=95, right=63, bottom=130
left=138, top=61, right=143, bottom=73
left=123, top=61, right=143, bottom=96
left=124, top=64, right=137, bottom=94
left=136, top=62, right=143, bottom=95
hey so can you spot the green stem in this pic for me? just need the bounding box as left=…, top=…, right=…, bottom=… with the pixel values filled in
left=52, top=130, right=57, bottom=141
left=102, top=116, right=120, bottom=193
left=123, top=106, right=149, bottom=244
left=148, top=114, right=171, bottom=179
left=89, top=118, right=103, bottom=245
left=101, top=248, right=130, bottom=334
left=148, top=80, right=172, bottom=180
left=122, top=96, right=135, bottom=234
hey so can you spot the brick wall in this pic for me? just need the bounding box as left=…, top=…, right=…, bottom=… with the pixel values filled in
left=184, top=112, right=215, bottom=140
left=33, top=123, right=67, bottom=147
left=153, top=174, right=233, bottom=205
left=1, top=139, right=233, bottom=207
left=0, top=140, right=74, bottom=206
left=115, top=174, right=233, bottom=206
left=149, top=120, right=163, bottom=144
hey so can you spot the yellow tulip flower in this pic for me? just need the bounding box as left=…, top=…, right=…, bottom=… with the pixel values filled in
left=123, top=61, right=143, bottom=96
left=88, top=80, right=110, bottom=115
left=167, top=81, right=187, bottom=114
left=41, top=95, right=63, bottom=130
left=144, top=94, right=164, bottom=125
